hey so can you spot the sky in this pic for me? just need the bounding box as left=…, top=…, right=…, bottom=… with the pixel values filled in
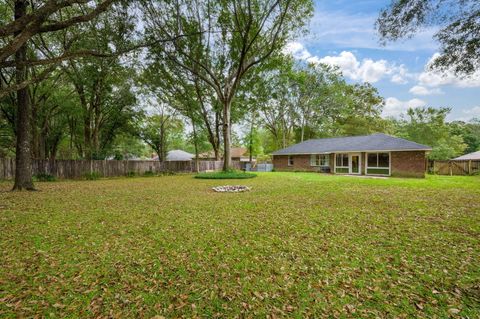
left=284, top=0, right=480, bottom=122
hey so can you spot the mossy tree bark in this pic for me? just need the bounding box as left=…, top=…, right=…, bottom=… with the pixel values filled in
left=12, top=0, right=35, bottom=191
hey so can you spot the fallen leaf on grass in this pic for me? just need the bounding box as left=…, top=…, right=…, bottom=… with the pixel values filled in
left=448, top=308, right=460, bottom=315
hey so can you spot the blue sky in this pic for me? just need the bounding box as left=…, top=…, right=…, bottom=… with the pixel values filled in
left=285, top=0, right=480, bottom=121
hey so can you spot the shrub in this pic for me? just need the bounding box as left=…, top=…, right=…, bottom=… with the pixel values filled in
left=126, top=171, right=137, bottom=178
left=33, top=173, right=56, bottom=182
left=84, top=171, right=102, bottom=180
left=195, top=170, right=257, bottom=179
left=143, top=170, right=156, bottom=177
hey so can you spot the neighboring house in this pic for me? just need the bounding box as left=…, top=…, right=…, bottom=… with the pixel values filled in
left=153, top=150, right=194, bottom=161
left=453, top=151, right=480, bottom=161
left=272, top=133, right=432, bottom=178
left=231, top=147, right=254, bottom=162
left=199, top=147, right=255, bottom=162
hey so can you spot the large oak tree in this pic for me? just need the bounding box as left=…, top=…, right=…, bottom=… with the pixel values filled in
left=1, top=0, right=127, bottom=190
left=141, top=0, right=313, bottom=170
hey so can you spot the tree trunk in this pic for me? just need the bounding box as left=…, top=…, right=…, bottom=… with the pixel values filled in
left=191, top=118, right=199, bottom=173
left=215, top=112, right=221, bottom=160
left=222, top=99, right=231, bottom=171
left=155, top=149, right=162, bottom=162
left=159, top=122, right=166, bottom=162
left=83, top=113, right=91, bottom=159
left=12, top=0, right=35, bottom=191
left=301, top=123, right=305, bottom=142
left=249, top=112, right=254, bottom=163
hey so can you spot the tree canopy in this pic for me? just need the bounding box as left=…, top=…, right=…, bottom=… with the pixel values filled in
left=377, top=0, right=480, bottom=75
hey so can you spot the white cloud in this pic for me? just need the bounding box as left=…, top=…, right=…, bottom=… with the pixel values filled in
left=448, top=106, right=480, bottom=122
left=390, top=65, right=410, bottom=84
left=463, top=106, right=480, bottom=118
left=283, top=42, right=312, bottom=60
left=284, top=42, right=411, bottom=84
left=418, top=53, right=480, bottom=88
left=304, top=9, right=438, bottom=52
left=316, top=51, right=389, bottom=83
left=383, top=97, right=426, bottom=118
left=409, top=85, right=444, bottom=96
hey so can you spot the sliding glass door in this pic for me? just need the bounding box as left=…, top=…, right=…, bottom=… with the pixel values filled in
left=335, top=153, right=362, bottom=174
left=350, top=154, right=360, bottom=174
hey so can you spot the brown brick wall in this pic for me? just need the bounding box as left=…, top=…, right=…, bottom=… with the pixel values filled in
left=273, top=151, right=427, bottom=177
left=272, top=154, right=334, bottom=172
left=391, top=151, right=427, bottom=178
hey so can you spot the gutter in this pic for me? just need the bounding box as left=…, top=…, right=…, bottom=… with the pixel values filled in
left=272, top=149, right=432, bottom=156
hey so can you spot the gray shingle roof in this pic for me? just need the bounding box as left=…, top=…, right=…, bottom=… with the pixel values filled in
left=453, top=151, right=480, bottom=160
left=272, top=133, right=431, bottom=155
left=166, top=150, right=194, bottom=161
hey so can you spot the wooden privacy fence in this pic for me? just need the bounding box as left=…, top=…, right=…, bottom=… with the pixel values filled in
left=429, top=160, right=480, bottom=176
left=0, top=158, right=241, bottom=180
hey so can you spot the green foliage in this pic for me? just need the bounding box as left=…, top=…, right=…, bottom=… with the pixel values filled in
left=0, top=112, right=14, bottom=158
left=110, top=134, right=150, bottom=160
left=394, top=107, right=467, bottom=160
left=137, top=111, right=186, bottom=161
left=143, top=170, right=156, bottom=177
left=450, top=119, right=480, bottom=154
left=142, top=0, right=314, bottom=170
left=376, top=0, right=480, bottom=75
left=195, top=170, right=257, bottom=179
left=33, top=173, right=56, bottom=182
left=242, top=125, right=264, bottom=159
left=255, top=59, right=387, bottom=151
left=125, top=171, right=137, bottom=178
left=84, top=172, right=102, bottom=181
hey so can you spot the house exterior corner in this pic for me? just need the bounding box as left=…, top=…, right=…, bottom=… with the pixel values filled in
left=272, top=151, right=427, bottom=177
left=271, top=134, right=431, bottom=178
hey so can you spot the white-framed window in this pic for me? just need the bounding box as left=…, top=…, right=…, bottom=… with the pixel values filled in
left=366, top=152, right=390, bottom=175
left=335, top=153, right=349, bottom=173
left=288, top=155, right=294, bottom=166
left=310, top=154, right=330, bottom=167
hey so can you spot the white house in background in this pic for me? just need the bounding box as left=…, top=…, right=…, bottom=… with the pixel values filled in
left=453, top=151, right=480, bottom=161
left=152, top=150, right=194, bottom=161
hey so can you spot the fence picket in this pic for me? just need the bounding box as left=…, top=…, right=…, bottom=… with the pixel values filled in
left=0, top=159, right=241, bottom=180
left=429, top=160, right=480, bottom=175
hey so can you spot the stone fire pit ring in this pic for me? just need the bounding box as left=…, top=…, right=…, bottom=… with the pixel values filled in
left=212, top=185, right=251, bottom=193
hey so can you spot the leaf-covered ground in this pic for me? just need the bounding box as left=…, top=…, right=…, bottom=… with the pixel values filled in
left=1, top=173, right=479, bottom=318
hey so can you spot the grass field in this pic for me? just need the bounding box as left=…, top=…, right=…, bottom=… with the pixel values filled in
left=1, top=173, right=479, bottom=318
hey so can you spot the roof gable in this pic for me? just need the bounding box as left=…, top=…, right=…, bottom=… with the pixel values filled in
left=272, top=133, right=431, bottom=155
left=166, top=150, right=194, bottom=161
left=454, top=151, right=480, bottom=160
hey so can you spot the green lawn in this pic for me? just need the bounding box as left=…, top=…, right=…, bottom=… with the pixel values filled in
left=1, top=173, right=479, bottom=318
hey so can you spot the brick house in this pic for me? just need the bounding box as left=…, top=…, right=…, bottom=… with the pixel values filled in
left=272, top=133, right=432, bottom=178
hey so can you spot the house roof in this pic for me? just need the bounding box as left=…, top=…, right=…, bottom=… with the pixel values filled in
left=453, top=151, right=480, bottom=160
left=199, top=147, right=250, bottom=159
left=165, top=150, right=194, bottom=161
left=231, top=147, right=248, bottom=158
left=272, top=133, right=432, bottom=155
